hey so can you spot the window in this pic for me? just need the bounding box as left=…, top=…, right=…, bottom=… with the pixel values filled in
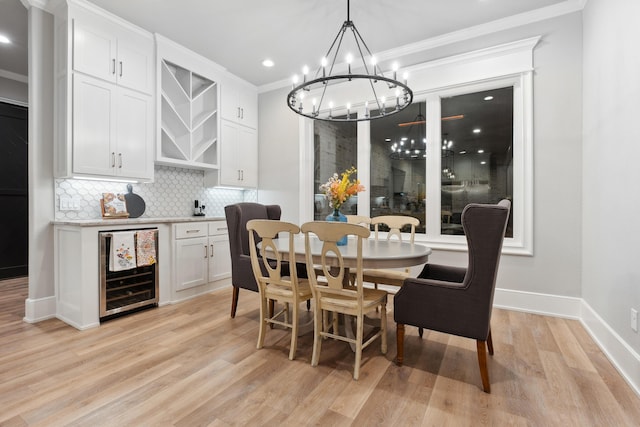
left=313, top=116, right=357, bottom=220
left=370, top=103, right=427, bottom=233
left=438, top=86, right=514, bottom=238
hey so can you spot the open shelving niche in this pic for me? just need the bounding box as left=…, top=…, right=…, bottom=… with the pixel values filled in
left=159, top=59, right=219, bottom=169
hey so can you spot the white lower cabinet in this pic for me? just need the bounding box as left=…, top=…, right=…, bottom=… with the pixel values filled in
left=208, top=222, right=231, bottom=282
left=174, top=221, right=230, bottom=292
left=175, top=235, right=208, bottom=291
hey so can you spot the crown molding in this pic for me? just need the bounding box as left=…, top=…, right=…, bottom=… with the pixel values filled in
left=0, top=69, right=28, bottom=84
left=21, top=0, right=66, bottom=13
left=258, top=0, right=585, bottom=94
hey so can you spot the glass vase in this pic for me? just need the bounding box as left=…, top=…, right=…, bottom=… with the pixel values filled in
left=326, top=208, right=348, bottom=245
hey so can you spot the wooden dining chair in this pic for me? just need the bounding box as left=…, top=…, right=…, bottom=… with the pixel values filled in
left=345, top=214, right=372, bottom=228
left=301, top=221, right=388, bottom=380
left=362, top=215, right=421, bottom=289
left=247, top=219, right=313, bottom=360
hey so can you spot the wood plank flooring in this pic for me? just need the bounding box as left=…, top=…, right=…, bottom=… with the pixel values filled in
left=1, top=277, right=639, bottom=426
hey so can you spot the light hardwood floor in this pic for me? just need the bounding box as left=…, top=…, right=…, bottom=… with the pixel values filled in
left=1, top=277, right=639, bottom=426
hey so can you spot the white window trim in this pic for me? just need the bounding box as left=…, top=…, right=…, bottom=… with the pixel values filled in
left=300, top=37, right=538, bottom=256
left=419, top=73, right=533, bottom=255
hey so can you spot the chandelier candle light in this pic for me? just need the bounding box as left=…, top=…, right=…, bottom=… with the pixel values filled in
left=287, top=0, right=413, bottom=122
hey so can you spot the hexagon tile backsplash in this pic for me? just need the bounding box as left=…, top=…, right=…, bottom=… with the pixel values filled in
left=55, top=166, right=256, bottom=220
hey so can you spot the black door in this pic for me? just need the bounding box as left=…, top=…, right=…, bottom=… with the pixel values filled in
left=0, top=102, right=28, bottom=279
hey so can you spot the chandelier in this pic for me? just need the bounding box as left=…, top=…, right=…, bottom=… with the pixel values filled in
left=287, top=0, right=413, bottom=122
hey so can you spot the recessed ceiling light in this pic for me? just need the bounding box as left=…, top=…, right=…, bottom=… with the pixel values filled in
left=481, top=161, right=487, bottom=165
left=0, top=35, right=11, bottom=44
left=262, top=59, right=274, bottom=67
left=477, top=149, right=484, bottom=154
left=459, top=150, right=467, bottom=154
left=484, top=95, right=494, bottom=101
left=473, top=128, right=481, bottom=134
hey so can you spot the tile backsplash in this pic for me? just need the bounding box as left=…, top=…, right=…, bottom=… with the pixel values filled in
left=55, top=165, right=256, bottom=220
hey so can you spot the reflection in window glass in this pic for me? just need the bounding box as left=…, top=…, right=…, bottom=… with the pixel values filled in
left=313, top=116, right=357, bottom=220
left=370, top=103, right=427, bottom=233
left=440, top=87, right=513, bottom=237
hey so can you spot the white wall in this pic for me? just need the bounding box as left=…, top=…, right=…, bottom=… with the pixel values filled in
left=258, top=12, right=584, bottom=299
left=582, top=0, right=640, bottom=355
left=257, top=88, right=301, bottom=224
left=25, top=6, right=56, bottom=320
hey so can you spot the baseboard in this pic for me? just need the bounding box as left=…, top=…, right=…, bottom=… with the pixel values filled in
left=23, top=296, right=57, bottom=323
left=493, top=287, right=582, bottom=319
left=580, top=300, right=640, bottom=398
left=493, top=287, right=640, bottom=398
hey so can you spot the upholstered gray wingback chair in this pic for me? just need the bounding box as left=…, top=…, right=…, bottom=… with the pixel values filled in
left=394, top=199, right=510, bottom=393
left=225, top=203, right=282, bottom=318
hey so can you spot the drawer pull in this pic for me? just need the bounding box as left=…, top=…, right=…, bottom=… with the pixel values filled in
left=186, top=229, right=201, bottom=233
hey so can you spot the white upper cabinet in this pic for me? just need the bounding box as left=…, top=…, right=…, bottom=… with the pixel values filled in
left=73, top=8, right=153, bottom=95
left=72, top=69, right=153, bottom=180
left=53, top=0, right=155, bottom=181
left=220, top=75, right=258, bottom=129
left=204, top=119, right=257, bottom=188
left=156, top=35, right=223, bottom=170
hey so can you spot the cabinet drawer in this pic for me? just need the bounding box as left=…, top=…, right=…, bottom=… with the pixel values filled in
left=175, top=222, right=207, bottom=239
left=208, top=221, right=228, bottom=236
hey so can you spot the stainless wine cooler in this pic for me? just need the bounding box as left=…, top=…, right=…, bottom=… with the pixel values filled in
left=99, top=228, right=159, bottom=320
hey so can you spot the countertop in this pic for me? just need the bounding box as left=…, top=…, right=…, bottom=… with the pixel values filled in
left=51, top=216, right=226, bottom=227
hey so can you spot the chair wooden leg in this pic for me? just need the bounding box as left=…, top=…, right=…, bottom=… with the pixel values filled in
left=257, top=293, right=268, bottom=350
left=476, top=340, right=491, bottom=393
left=306, top=299, right=311, bottom=311
left=230, top=287, right=239, bottom=318
left=396, top=323, right=405, bottom=366
left=354, top=313, right=364, bottom=380
left=322, top=310, right=329, bottom=339
left=380, top=300, right=387, bottom=354
left=418, top=327, right=424, bottom=338
left=289, top=300, right=299, bottom=360
left=311, top=304, right=322, bottom=367
left=487, top=329, right=494, bottom=355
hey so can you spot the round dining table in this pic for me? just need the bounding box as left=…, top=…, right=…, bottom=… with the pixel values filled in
left=262, top=235, right=432, bottom=271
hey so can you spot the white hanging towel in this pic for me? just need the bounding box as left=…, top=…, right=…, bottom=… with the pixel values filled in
left=109, top=231, right=137, bottom=272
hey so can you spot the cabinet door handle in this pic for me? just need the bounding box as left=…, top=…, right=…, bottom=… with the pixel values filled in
left=112, top=59, right=116, bottom=75
left=210, top=244, right=214, bottom=257
left=118, top=153, right=122, bottom=168
left=111, top=152, right=116, bottom=168
left=240, top=108, right=244, bottom=119
left=119, top=61, right=123, bottom=77
left=237, top=107, right=240, bottom=119
left=204, top=245, right=208, bottom=258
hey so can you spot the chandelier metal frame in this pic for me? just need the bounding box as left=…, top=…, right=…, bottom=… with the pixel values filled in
left=287, top=0, right=413, bottom=122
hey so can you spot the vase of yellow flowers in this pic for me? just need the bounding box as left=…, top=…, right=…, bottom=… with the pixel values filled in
left=319, top=166, right=365, bottom=245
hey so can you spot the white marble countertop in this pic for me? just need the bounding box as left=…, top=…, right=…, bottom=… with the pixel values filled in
left=51, top=216, right=226, bottom=227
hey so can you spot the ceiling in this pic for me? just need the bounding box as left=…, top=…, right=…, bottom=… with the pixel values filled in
left=1, top=0, right=576, bottom=87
